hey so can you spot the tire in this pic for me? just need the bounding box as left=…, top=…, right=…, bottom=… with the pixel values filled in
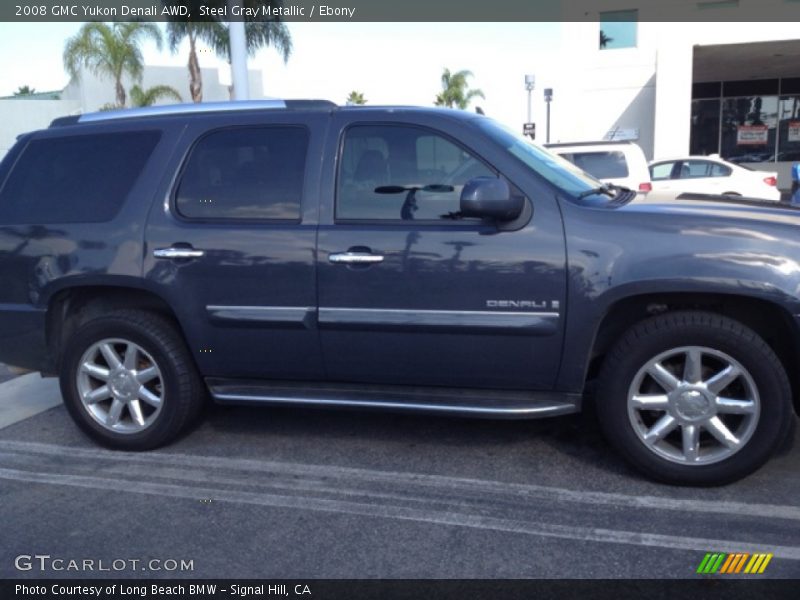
left=59, top=309, right=205, bottom=450
left=596, top=311, right=793, bottom=486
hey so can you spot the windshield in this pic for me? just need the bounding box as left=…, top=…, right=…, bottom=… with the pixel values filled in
left=473, top=118, right=603, bottom=196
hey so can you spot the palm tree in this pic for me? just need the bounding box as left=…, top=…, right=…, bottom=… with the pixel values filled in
left=434, top=68, right=484, bottom=110
left=13, top=85, right=35, bottom=96
left=129, top=84, right=182, bottom=107
left=168, top=19, right=292, bottom=102
left=600, top=31, right=614, bottom=49
left=346, top=90, right=366, bottom=105
left=63, top=22, right=162, bottom=108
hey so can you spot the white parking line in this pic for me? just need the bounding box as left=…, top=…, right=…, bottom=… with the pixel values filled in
left=0, top=374, right=61, bottom=430
left=1, top=465, right=799, bottom=560
left=1, top=439, right=799, bottom=522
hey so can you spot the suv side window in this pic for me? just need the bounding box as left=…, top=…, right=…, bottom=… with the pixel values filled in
left=0, top=131, right=160, bottom=224
left=337, top=124, right=495, bottom=221
left=560, top=151, right=629, bottom=179
left=176, top=126, right=308, bottom=220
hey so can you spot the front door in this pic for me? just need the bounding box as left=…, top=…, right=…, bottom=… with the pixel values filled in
left=316, top=116, right=567, bottom=390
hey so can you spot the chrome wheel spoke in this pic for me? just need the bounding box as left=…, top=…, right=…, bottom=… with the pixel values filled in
left=81, top=362, right=110, bottom=381
left=128, top=400, right=145, bottom=427
left=705, top=365, right=741, bottom=395
left=646, top=363, right=680, bottom=392
left=630, top=394, right=670, bottom=410
left=99, top=343, right=122, bottom=369
left=682, top=424, right=700, bottom=462
left=136, top=366, right=159, bottom=384
left=106, top=399, right=125, bottom=427
left=84, top=385, right=111, bottom=404
left=644, top=414, right=678, bottom=445
left=683, top=349, right=703, bottom=384
left=705, top=416, right=740, bottom=449
left=138, top=386, right=162, bottom=408
left=715, top=397, right=756, bottom=415
left=123, top=344, right=139, bottom=370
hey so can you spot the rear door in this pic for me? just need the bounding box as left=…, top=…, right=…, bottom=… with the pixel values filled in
left=315, top=113, right=567, bottom=390
left=143, top=112, right=327, bottom=380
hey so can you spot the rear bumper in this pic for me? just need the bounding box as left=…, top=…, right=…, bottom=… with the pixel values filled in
left=0, top=304, right=48, bottom=372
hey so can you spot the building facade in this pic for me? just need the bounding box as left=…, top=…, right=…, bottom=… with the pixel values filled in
left=553, top=2, right=799, bottom=187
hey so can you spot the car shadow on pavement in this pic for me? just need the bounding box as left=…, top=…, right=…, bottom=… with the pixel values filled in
left=197, top=391, right=638, bottom=481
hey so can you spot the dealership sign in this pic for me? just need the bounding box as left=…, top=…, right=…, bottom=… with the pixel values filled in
left=737, top=125, right=769, bottom=145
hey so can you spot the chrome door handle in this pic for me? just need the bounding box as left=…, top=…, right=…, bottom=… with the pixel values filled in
left=329, top=252, right=385, bottom=264
left=153, top=247, right=205, bottom=259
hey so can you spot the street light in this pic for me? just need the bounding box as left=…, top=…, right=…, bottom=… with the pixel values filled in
left=524, top=74, right=535, bottom=123
left=544, top=88, right=553, bottom=144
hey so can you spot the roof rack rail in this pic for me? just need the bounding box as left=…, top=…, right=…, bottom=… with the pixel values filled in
left=77, top=99, right=288, bottom=123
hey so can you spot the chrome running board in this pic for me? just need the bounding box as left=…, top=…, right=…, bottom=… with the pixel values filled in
left=207, top=379, right=580, bottom=419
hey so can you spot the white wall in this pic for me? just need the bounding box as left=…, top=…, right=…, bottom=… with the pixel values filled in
left=0, top=98, right=81, bottom=157
left=552, top=21, right=659, bottom=158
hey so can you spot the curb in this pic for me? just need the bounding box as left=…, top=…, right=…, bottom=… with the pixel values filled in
left=0, top=373, right=62, bottom=430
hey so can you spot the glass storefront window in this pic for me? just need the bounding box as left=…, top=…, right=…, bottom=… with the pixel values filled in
left=720, top=96, right=778, bottom=164
left=690, top=99, right=721, bottom=156
left=778, top=95, right=800, bottom=162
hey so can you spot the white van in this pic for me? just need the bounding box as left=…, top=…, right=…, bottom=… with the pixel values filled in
left=545, top=141, right=652, bottom=193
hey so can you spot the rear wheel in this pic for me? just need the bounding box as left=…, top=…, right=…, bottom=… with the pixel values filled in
left=60, top=310, right=205, bottom=450
left=596, top=311, right=792, bottom=485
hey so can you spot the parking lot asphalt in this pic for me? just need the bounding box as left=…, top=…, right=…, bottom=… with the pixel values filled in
left=0, top=375, right=798, bottom=579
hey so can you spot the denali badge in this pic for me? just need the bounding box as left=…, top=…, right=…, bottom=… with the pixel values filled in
left=486, top=300, right=560, bottom=311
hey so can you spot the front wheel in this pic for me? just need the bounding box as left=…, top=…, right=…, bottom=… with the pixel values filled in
left=60, top=310, right=205, bottom=450
left=596, top=311, right=793, bottom=485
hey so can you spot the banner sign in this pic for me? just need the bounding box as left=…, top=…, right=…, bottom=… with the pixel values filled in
left=736, top=125, right=769, bottom=146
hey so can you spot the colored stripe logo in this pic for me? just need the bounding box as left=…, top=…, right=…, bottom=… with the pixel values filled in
left=697, top=552, right=773, bottom=574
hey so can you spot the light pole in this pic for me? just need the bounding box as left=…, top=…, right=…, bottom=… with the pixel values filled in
left=228, top=0, right=249, bottom=101
left=524, top=74, right=535, bottom=123
left=544, top=88, right=553, bottom=143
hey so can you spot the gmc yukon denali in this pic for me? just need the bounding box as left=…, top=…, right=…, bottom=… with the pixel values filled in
left=0, top=100, right=797, bottom=485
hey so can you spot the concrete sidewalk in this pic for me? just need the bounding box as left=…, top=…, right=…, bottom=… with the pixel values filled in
left=0, top=373, right=62, bottom=430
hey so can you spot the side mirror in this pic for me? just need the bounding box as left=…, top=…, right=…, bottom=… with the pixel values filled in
left=460, top=177, right=523, bottom=221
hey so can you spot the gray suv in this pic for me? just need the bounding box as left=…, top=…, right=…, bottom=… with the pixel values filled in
left=0, top=100, right=796, bottom=485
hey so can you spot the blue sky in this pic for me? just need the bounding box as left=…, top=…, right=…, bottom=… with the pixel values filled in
left=0, top=22, right=562, bottom=127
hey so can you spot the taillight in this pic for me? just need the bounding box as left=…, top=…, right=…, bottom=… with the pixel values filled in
left=764, top=176, right=777, bottom=187
left=639, top=182, right=652, bottom=192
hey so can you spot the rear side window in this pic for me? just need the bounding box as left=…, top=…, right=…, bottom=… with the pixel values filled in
left=0, top=131, right=160, bottom=224
left=176, top=126, right=308, bottom=220
left=678, top=160, right=731, bottom=179
left=560, top=151, right=629, bottom=179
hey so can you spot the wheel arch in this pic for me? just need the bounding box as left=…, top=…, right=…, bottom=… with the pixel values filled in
left=587, top=292, right=800, bottom=415
left=44, top=284, right=187, bottom=375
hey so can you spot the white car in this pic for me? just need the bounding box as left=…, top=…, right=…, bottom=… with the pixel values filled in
left=545, top=141, right=652, bottom=193
left=648, top=156, right=781, bottom=202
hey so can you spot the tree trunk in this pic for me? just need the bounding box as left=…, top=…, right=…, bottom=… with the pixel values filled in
left=115, top=77, right=126, bottom=108
left=188, top=32, right=203, bottom=103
